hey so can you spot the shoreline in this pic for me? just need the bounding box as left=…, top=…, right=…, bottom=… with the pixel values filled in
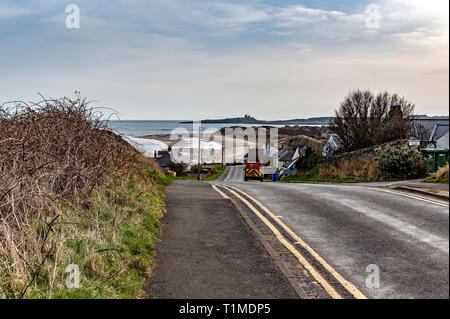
left=136, top=124, right=330, bottom=144
left=137, top=134, right=174, bottom=145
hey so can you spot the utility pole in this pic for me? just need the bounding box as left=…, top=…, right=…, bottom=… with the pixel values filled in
left=197, top=124, right=201, bottom=180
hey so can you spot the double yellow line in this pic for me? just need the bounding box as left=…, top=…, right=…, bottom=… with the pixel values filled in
left=213, top=183, right=367, bottom=300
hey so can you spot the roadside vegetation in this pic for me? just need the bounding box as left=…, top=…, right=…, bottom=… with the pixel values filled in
left=167, top=162, right=226, bottom=181
left=283, top=90, right=432, bottom=184
left=375, top=145, right=427, bottom=180
left=284, top=142, right=427, bottom=183
left=0, top=96, right=170, bottom=298
left=284, top=156, right=382, bottom=183
left=423, top=163, right=449, bottom=184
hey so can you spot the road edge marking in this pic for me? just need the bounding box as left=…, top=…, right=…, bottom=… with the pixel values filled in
left=225, top=184, right=368, bottom=300
left=361, top=187, right=449, bottom=208
left=210, top=183, right=308, bottom=299
left=277, top=182, right=448, bottom=207
left=228, top=194, right=309, bottom=299
left=218, top=185, right=343, bottom=299
left=211, top=184, right=229, bottom=199
left=223, top=166, right=233, bottom=182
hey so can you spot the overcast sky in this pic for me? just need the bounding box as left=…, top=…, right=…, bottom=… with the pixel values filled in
left=0, top=0, right=448, bottom=120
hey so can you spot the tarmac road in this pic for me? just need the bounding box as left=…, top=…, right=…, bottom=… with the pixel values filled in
left=214, top=165, right=449, bottom=299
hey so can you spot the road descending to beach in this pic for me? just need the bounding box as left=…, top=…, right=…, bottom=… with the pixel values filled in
left=148, top=164, right=448, bottom=299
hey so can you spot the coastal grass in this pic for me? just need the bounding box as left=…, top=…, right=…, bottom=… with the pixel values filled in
left=281, top=157, right=383, bottom=183
left=24, top=159, right=169, bottom=299
left=282, top=167, right=372, bottom=183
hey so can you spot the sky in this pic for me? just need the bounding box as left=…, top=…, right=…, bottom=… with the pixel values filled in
left=0, top=0, right=448, bottom=120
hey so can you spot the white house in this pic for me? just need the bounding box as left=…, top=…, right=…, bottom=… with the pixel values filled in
left=322, top=134, right=342, bottom=158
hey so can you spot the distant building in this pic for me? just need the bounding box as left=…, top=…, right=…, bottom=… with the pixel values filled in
left=244, top=146, right=278, bottom=165
left=322, top=134, right=342, bottom=158
left=412, top=117, right=449, bottom=150
left=278, top=149, right=294, bottom=167
left=412, top=117, right=449, bottom=143
left=277, top=146, right=304, bottom=168
left=435, top=132, right=449, bottom=150
left=429, top=123, right=449, bottom=145
left=154, top=150, right=169, bottom=158
left=155, top=152, right=171, bottom=170
left=292, top=146, right=304, bottom=160
left=278, top=158, right=299, bottom=178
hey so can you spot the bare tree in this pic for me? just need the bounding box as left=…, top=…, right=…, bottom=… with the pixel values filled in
left=330, top=90, right=415, bottom=152
left=411, top=122, right=431, bottom=140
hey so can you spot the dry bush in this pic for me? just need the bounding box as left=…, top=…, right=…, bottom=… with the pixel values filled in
left=0, top=95, right=147, bottom=297
left=375, top=145, right=427, bottom=179
left=318, top=156, right=383, bottom=181
left=423, top=163, right=449, bottom=183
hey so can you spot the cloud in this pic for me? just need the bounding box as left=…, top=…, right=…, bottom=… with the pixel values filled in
left=0, top=0, right=448, bottom=119
left=379, top=0, right=449, bottom=47
left=0, top=7, right=31, bottom=20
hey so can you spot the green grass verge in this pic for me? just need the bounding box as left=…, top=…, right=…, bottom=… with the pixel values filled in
left=19, top=162, right=171, bottom=299
left=169, top=164, right=226, bottom=181
left=202, top=165, right=226, bottom=181
left=421, top=178, right=449, bottom=184
left=281, top=166, right=374, bottom=183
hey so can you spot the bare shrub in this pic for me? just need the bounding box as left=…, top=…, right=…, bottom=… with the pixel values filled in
left=330, top=90, right=415, bottom=152
left=0, top=95, right=143, bottom=297
left=411, top=121, right=432, bottom=140
left=423, top=163, right=449, bottom=183
left=167, top=160, right=187, bottom=176
left=318, top=156, right=383, bottom=181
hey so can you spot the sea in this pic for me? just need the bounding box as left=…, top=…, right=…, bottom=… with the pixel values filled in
left=108, top=120, right=318, bottom=161
left=108, top=120, right=287, bottom=137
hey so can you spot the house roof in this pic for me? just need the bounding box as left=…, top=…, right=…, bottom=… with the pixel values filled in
left=436, top=132, right=449, bottom=149
left=331, top=134, right=342, bottom=143
left=283, top=157, right=299, bottom=168
left=277, top=148, right=289, bottom=157
left=279, top=151, right=294, bottom=162
left=413, top=118, right=449, bottom=137
left=329, top=135, right=342, bottom=147
left=156, top=153, right=171, bottom=168
left=412, top=116, right=449, bottom=121
left=431, top=124, right=449, bottom=142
